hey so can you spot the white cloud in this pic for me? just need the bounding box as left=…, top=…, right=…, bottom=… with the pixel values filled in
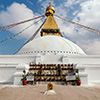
left=73, top=10, right=78, bottom=16
left=70, top=0, right=100, bottom=54
left=54, top=0, right=100, bottom=55
left=75, top=0, right=100, bottom=28
left=1, top=1, right=100, bottom=55
left=77, top=39, right=100, bottom=55
left=0, top=2, right=42, bottom=39
left=65, top=0, right=80, bottom=8
left=55, top=4, right=68, bottom=18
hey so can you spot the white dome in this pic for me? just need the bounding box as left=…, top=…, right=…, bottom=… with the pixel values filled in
left=16, top=36, right=85, bottom=55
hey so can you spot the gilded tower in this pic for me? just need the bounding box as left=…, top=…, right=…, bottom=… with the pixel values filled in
left=41, top=3, right=62, bottom=36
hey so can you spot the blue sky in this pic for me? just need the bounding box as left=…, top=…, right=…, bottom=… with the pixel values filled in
left=0, top=0, right=100, bottom=55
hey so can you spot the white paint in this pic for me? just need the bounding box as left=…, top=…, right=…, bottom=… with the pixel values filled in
left=16, top=36, right=85, bottom=55
left=44, top=90, right=56, bottom=95
left=14, top=63, right=29, bottom=85
left=0, top=36, right=100, bottom=85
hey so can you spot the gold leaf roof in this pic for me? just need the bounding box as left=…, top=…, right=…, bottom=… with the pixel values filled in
left=43, top=15, right=59, bottom=29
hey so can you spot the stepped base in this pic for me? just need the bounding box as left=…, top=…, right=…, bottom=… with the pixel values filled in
left=44, top=90, right=56, bottom=95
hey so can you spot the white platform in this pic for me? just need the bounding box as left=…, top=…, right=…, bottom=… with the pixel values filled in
left=44, top=90, right=56, bottom=95
left=0, top=54, right=100, bottom=85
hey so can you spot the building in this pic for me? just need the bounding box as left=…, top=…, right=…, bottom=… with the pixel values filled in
left=0, top=3, right=100, bottom=86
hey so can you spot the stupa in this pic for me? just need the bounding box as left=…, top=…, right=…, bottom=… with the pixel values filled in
left=16, top=3, right=85, bottom=56
left=0, top=3, right=100, bottom=86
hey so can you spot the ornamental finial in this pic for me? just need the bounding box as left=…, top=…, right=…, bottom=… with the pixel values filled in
left=49, top=2, right=51, bottom=6
left=45, top=3, right=55, bottom=16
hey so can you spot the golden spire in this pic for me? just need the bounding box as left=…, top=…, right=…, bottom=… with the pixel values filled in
left=41, top=3, right=61, bottom=37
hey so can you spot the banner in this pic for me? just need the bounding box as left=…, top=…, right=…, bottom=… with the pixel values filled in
left=0, top=15, right=45, bottom=32
left=26, top=74, right=34, bottom=81
left=0, top=17, right=44, bottom=43
left=55, top=14, right=100, bottom=35
left=65, top=73, right=76, bottom=81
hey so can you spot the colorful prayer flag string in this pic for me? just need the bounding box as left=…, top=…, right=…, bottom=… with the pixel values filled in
left=0, top=17, right=45, bottom=43
left=0, top=15, right=45, bottom=32
left=54, top=14, right=100, bottom=35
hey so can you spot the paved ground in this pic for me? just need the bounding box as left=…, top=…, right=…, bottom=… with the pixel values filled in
left=0, top=84, right=100, bottom=100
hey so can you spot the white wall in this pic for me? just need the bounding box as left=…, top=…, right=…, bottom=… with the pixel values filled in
left=1, top=55, right=100, bottom=65
left=63, top=55, right=100, bottom=64
left=85, top=65, right=100, bottom=82
left=0, top=55, right=36, bottom=64
left=0, top=54, right=100, bottom=85
left=41, top=54, right=63, bottom=64
left=0, top=65, right=16, bottom=84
